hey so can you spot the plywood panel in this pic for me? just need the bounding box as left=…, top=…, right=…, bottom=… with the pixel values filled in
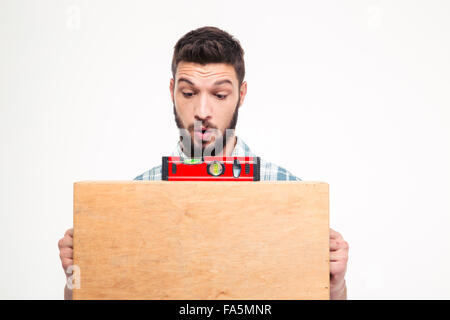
left=73, top=181, right=329, bottom=299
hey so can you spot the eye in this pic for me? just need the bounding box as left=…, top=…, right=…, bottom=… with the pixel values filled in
left=215, top=94, right=227, bottom=100
left=182, top=92, right=194, bottom=98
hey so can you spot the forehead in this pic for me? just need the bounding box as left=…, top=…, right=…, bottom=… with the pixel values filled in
left=176, top=61, right=238, bottom=85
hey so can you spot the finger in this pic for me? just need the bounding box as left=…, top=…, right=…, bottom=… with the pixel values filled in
left=61, top=258, right=73, bottom=272
left=330, top=239, right=340, bottom=251
left=58, top=235, right=73, bottom=249
left=65, top=228, right=73, bottom=237
left=330, top=251, right=340, bottom=262
left=330, top=239, right=349, bottom=251
left=60, top=247, right=73, bottom=259
left=330, top=250, right=348, bottom=262
left=330, top=228, right=342, bottom=240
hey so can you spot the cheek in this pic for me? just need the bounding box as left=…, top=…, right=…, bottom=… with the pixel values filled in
left=222, top=100, right=238, bottom=117
left=175, top=94, right=198, bottom=113
left=215, top=100, right=236, bottom=122
left=175, top=99, right=193, bottom=116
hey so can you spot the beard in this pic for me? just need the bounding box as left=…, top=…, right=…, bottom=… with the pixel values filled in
left=173, top=96, right=240, bottom=158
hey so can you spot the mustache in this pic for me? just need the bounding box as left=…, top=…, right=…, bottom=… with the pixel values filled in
left=187, top=121, right=218, bottom=132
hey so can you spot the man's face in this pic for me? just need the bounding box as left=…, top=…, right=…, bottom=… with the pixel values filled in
left=170, top=62, right=247, bottom=157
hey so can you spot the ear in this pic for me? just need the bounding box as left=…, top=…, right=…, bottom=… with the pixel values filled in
left=238, top=81, right=247, bottom=108
left=170, top=78, right=175, bottom=103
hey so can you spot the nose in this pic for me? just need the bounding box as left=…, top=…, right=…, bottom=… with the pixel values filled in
left=194, top=92, right=212, bottom=122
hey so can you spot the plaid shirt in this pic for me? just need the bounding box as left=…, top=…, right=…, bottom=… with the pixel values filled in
left=133, top=136, right=301, bottom=181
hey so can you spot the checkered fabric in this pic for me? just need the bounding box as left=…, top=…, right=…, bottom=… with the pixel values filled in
left=133, top=136, right=301, bottom=181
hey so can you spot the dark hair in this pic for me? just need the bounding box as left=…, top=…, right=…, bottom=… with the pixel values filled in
left=171, top=26, right=245, bottom=86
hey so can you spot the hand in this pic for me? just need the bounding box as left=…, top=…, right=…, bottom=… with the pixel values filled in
left=329, top=228, right=349, bottom=299
left=58, top=228, right=74, bottom=275
left=58, top=228, right=74, bottom=299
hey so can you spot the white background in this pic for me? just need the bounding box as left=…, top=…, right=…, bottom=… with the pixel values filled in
left=1, top=0, right=449, bottom=299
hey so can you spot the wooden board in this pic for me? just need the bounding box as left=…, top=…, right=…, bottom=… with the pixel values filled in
left=73, top=181, right=329, bottom=299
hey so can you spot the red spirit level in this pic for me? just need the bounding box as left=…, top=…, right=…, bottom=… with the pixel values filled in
left=162, top=156, right=260, bottom=181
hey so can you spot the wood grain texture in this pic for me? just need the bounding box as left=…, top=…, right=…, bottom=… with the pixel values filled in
left=73, top=181, right=329, bottom=300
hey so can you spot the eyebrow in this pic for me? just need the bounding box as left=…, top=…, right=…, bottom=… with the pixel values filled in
left=213, top=79, right=233, bottom=86
left=177, top=77, right=233, bottom=87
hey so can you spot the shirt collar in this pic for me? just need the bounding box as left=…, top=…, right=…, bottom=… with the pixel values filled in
left=171, top=136, right=255, bottom=158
